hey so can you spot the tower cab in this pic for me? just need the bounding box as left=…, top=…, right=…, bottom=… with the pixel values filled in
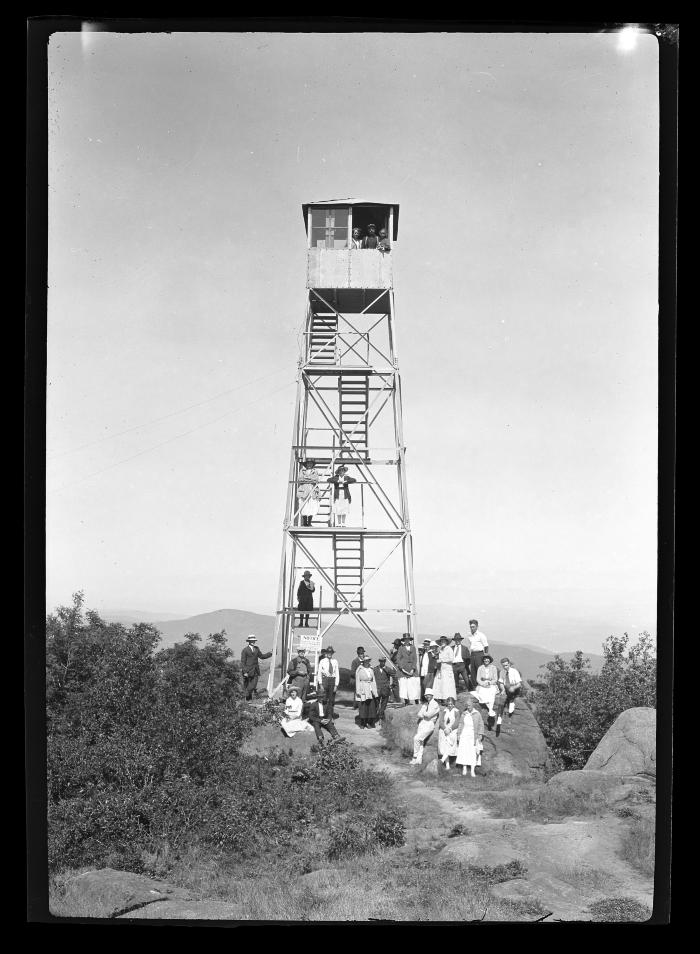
left=302, top=199, right=399, bottom=291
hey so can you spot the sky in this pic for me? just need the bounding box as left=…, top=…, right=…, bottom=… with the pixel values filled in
left=46, top=29, right=659, bottom=652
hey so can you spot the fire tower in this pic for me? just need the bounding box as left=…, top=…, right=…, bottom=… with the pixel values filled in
left=267, top=199, right=417, bottom=693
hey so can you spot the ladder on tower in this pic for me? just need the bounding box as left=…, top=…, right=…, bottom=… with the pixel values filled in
left=308, top=313, right=338, bottom=365
left=339, top=372, right=369, bottom=460
left=333, top=533, right=364, bottom=610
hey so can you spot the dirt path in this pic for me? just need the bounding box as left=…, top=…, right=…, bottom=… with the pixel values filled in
left=335, top=707, right=655, bottom=921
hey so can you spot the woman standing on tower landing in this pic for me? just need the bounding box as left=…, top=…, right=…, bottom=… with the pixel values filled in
left=297, top=458, right=321, bottom=527
left=327, top=464, right=356, bottom=528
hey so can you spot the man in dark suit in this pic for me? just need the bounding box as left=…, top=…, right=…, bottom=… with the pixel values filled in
left=287, top=647, right=311, bottom=701
left=308, top=689, right=346, bottom=745
left=373, top=656, right=392, bottom=721
left=240, top=634, right=272, bottom=700
left=451, top=633, right=471, bottom=693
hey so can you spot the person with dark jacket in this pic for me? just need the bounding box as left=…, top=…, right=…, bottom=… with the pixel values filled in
left=308, top=689, right=345, bottom=745
left=389, top=638, right=403, bottom=703
left=241, top=635, right=272, bottom=700
left=373, top=656, right=392, bottom=721
left=451, top=633, right=471, bottom=693
left=296, top=571, right=315, bottom=627
left=327, top=464, right=357, bottom=527
left=396, top=634, right=421, bottom=705
left=287, top=647, right=311, bottom=701
left=418, top=639, right=438, bottom=700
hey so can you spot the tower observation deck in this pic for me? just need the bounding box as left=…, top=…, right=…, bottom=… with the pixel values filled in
left=267, top=199, right=417, bottom=692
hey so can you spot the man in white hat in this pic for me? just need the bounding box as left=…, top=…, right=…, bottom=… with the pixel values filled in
left=409, top=688, right=440, bottom=765
left=241, top=635, right=272, bottom=701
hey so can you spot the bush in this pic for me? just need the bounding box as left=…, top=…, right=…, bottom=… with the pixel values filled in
left=326, top=809, right=405, bottom=860
left=533, top=633, right=656, bottom=769
left=587, top=897, right=652, bottom=922
left=47, top=594, right=399, bottom=875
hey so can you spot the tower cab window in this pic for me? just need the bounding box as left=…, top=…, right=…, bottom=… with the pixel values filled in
left=309, top=208, right=349, bottom=249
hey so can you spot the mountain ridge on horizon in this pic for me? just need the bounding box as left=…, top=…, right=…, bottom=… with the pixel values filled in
left=103, top=606, right=606, bottom=679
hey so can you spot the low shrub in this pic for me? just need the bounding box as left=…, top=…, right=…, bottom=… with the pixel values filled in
left=466, top=860, right=527, bottom=885
left=487, top=784, right=605, bottom=822
left=327, top=810, right=406, bottom=860
left=587, top=897, right=652, bottom=922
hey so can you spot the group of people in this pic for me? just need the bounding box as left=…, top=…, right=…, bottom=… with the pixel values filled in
left=349, top=222, right=391, bottom=252
left=296, top=460, right=357, bottom=529
left=244, top=620, right=524, bottom=775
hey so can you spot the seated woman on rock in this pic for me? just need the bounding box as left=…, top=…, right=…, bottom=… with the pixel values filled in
left=280, top=687, right=313, bottom=738
left=470, top=653, right=500, bottom=729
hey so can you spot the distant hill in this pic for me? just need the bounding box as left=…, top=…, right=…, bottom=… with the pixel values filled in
left=112, top=607, right=605, bottom=680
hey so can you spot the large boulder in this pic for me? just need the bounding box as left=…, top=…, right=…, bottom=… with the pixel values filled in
left=383, top=696, right=551, bottom=778
left=59, top=869, right=190, bottom=918
left=546, top=769, right=655, bottom=805
left=437, top=832, right=526, bottom=867
left=584, top=707, right=656, bottom=777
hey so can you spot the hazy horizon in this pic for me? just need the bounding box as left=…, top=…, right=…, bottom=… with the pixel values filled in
left=47, top=31, right=659, bottom=655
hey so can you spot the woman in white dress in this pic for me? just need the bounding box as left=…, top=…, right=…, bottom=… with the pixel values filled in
left=297, top=459, right=321, bottom=527
left=431, top=636, right=457, bottom=702
left=456, top=696, right=485, bottom=777
left=409, top=689, right=440, bottom=765
left=355, top=656, right=379, bottom=728
left=470, top=654, right=500, bottom=725
left=438, top=696, right=460, bottom=769
left=280, top=687, right=313, bottom=738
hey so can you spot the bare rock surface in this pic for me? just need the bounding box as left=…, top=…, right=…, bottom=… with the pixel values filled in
left=63, top=868, right=191, bottom=918
left=584, top=707, right=656, bottom=777
left=383, top=695, right=551, bottom=778
left=546, top=769, right=655, bottom=804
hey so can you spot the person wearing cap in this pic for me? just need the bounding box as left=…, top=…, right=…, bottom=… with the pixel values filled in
left=470, top=654, right=500, bottom=728
left=296, top=571, right=315, bottom=628
left=308, top=688, right=345, bottom=746
left=316, top=645, right=340, bottom=713
left=494, top=658, right=523, bottom=735
left=373, top=656, right=392, bottom=721
left=362, top=223, right=379, bottom=249
left=396, top=634, right=421, bottom=706
left=467, top=619, right=490, bottom=690
left=241, top=635, right=272, bottom=701
left=418, top=638, right=438, bottom=701
left=327, top=464, right=356, bottom=528
left=438, top=696, right=461, bottom=769
left=456, top=695, right=484, bottom=777
left=431, top=636, right=457, bottom=703
left=355, top=656, right=379, bottom=728
left=409, top=688, right=440, bottom=765
left=389, top=638, right=403, bottom=703
left=280, top=687, right=313, bottom=738
left=350, top=646, right=366, bottom=709
left=349, top=226, right=364, bottom=250
left=297, top=459, right=322, bottom=527
left=287, top=646, right=311, bottom=701
left=451, top=633, right=471, bottom=694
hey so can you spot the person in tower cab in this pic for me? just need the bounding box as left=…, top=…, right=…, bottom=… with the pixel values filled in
left=377, top=228, right=391, bottom=253
left=362, top=223, right=379, bottom=249
left=350, top=226, right=364, bottom=250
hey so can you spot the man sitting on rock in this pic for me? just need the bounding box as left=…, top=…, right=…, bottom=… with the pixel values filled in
left=495, top=657, right=523, bottom=736
left=308, top=688, right=346, bottom=746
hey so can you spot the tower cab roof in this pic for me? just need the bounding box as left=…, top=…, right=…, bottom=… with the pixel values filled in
left=302, top=199, right=399, bottom=241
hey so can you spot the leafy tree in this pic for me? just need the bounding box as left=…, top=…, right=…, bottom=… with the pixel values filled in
left=534, top=632, right=656, bottom=769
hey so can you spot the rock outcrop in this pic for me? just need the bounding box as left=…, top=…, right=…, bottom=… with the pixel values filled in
left=545, top=769, right=655, bottom=805
left=383, top=696, right=551, bottom=778
left=584, top=707, right=656, bottom=777
left=59, top=869, right=191, bottom=918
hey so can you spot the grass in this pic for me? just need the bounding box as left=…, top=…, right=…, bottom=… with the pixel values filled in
left=586, top=897, right=652, bottom=922
left=550, top=863, right=617, bottom=892
left=50, top=848, right=547, bottom=922
left=486, top=784, right=606, bottom=823
left=618, top=813, right=655, bottom=878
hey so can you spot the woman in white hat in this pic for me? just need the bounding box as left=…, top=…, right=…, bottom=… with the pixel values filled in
left=280, top=687, right=313, bottom=738
left=297, top=458, right=322, bottom=527
left=438, top=696, right=460, bottom=769
left=409, top=688, right=440, bottom=765
left=355, top=656, right=379, bottom=728
left=431, top=636, right=457, bottom=703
